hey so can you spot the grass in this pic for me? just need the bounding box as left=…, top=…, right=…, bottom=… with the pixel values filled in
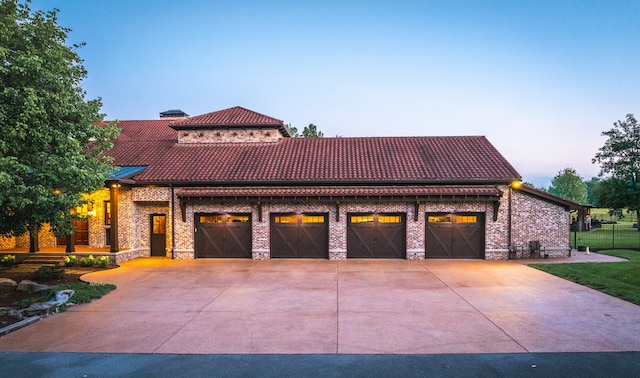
left=571, top=226, right=640, bottom=250
left=529, top=249, right=640, bottom=306
left=14, top=281, right=116, bottom=311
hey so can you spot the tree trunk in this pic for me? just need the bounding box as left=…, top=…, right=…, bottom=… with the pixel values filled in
left=29, top=225, right=39, bottom=253
left=637, top=210, right=640, bottom=232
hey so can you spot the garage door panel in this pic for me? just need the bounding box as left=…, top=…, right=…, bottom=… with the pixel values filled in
left=195, top=213, right=252, bottom=258
left=347, top=213, right=405, bottom=258
left=426, top=213, right=484, bottom=259
left=271, top=213, right=328, bottom=258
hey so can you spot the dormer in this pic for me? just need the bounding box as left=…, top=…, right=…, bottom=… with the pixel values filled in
left=170, top=106, right=291, bottom=144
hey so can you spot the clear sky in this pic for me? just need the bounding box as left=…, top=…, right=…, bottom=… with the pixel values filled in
left=29, top=0, right=640, bottom=187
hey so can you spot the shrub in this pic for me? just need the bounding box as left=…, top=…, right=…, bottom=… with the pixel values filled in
left=64, top=255, right=77, bottom=267
left=79, top=255, right=95, bottom=267
left=34, top=265, right=65, bottom=280
left=96, top=255, right=109, bottom=268
left=1, top=254, right=17, bottom=267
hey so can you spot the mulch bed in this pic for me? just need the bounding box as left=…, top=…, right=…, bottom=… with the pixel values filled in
left=0, top=265, right=115, bottom=329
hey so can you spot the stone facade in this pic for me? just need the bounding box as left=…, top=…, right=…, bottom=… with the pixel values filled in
left=177, top=128, right=286, bottom=144
left=1, top=185, right=573, bottom=261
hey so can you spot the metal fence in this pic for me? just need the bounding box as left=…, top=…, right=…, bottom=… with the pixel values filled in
left=571, top=224, right=640, bottom=250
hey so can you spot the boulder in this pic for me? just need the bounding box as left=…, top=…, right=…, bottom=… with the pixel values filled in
left=16, top=280, right=49, bottom=293
left=0, top=278, right=17, bottom=291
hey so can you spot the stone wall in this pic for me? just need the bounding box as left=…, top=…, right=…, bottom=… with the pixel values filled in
left=177, top=128, right=286, bottom=144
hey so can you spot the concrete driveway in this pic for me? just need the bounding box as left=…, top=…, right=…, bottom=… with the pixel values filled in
left=1, top=256, right=639, bottom=354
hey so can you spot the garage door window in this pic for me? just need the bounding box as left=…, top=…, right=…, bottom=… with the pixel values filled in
left=351, top=215, right=374, bottom=223
left=200, top=215, right=224, bottom=223
left=428, top=215, right=451, bottom=223
left=455, top=215, right=478, bottom=223
left=274, top=215, right=297, bottom=223
left=302, top=215, right=325, bottom=223
left=228, top=215, right=250, bottom=223
left=378, top=215, right=401, bottom=223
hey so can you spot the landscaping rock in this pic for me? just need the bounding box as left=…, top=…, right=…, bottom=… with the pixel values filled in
left=16, top=280, right=49, bottom=293
left=0, top=278, right=17, bottom=291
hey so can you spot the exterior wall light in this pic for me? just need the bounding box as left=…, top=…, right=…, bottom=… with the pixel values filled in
left=511, top=180, right=522, bottom=189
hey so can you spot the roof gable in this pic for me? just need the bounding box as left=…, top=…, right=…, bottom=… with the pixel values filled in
left=170, top=106, right=286, bottom=128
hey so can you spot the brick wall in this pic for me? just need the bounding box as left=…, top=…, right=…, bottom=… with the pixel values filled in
left=177, top=128, right=286, bottom=144
left=511, top=189, right=571, bottom=257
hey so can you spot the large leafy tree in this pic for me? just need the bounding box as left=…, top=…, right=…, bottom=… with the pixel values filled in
left=548, top=167, right=587, bottom=203
left=0, top=0, right=119, bottom=251
left=592, top=114, right=640, bottom=229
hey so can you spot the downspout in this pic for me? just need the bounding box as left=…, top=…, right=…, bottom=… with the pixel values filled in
left=171, top=185, right=175, bottom=259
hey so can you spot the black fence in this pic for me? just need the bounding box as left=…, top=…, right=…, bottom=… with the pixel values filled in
left=571, top=224, right=640, bottom=250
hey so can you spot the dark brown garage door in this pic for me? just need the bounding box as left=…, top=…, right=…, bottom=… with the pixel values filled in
left=425, top=213, right=484, bottom=259
left=195, top=213, right=252, bottom=258
left=271, top=213, right=328, bottom=258
left=347, top=213, right=406, bottom=258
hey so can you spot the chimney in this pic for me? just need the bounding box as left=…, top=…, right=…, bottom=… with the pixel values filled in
left=160, top=109, right=189, bottom=119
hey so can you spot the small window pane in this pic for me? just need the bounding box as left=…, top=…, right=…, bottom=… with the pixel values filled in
left=456, top=215, right=478, bottom=223
left=379, top=215, right=401, bottom=223
left=228, top=215, right=250, bottom=223
left=302, top=215, right=325, bottom=223
left=275, top=215, right=297, bottom=223
left=104, top=201, right=111, bottom=225
left=351, top=215, right=374, bottom=223
left=153, top=216, right=166, bottom=234
left=428, top=216, right=451, bottom=223
left=200, top=215, right=223, bottom=223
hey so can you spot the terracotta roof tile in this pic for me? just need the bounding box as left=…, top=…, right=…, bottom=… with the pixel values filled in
left=169, top=106, right=284, bottom=127
left=176, top=186, right=503, bottom=198
left=108, top=132, right=521, bottom=184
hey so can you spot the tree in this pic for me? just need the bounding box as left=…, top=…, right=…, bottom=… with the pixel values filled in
left=285, top=123, right=324, bottom=138
left=548, top=168, right=587, bottom=203
left=592, top=114, right=640, bottom=229
left=0, top=0, right=119, bottom=251
left=301, top=123, right=323, bottom=138
left=585, top=177, right=600, bottom=205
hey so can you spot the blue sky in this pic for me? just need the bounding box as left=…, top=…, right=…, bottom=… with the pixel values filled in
left=30, top=0, right=640, bottom=187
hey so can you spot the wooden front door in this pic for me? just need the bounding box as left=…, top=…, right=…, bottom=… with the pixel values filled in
left=150, top=214, right=166, bottom=257
left=56, top=219, right=89, bottom=246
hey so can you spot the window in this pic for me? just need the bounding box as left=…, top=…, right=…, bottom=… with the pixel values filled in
left=153, top=216, right=166, bottom=234
left=302, top=215, right=325, bottom=223
left=351, top=215, right=374, bottom=223
left=228, top=215, right=250, bottom=223
left=378, top=215, right=401, bottom=223
left=104, top=201, right=111, bottom=225
left=105, top=228, right=110, bottom=246
left=455, top=215, right=478, bottom=223
left=275, top=215, right=297, bottom=223
left=199, top=215, right=224, bottom=223
left=428, top=215, right=451, bottom=223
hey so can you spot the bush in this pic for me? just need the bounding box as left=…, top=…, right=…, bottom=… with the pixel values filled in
left=64, top=255, right=77, bottom=267
left=34, top=265, right=65, bottom=280
left=96, top=255, right=109, bottom=268
left=1, top=254, right=17, bottom=267
left=79, top=255, right=95, bottom=267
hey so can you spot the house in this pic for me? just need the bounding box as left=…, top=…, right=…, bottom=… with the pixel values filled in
left=1, top=106, right=579, bottom=262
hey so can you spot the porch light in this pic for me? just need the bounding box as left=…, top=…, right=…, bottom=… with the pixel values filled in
left=511, top=180, right=522, bottom=189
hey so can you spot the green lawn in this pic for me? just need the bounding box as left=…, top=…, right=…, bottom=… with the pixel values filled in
left=529, top=250, right=640, bottom=306
left=571, top=226, right=640, bottom=249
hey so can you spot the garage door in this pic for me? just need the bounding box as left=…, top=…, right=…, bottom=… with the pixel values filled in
left=271, top=213, right=328, bottom=258
left=347, top=213, right=406, bottom=258
left=195, top=213, right=252, bottom=258
left=425, top=213, right=484, bottom=259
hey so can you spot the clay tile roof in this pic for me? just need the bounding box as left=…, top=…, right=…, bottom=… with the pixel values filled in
left=170, top=106, right=285, bottom=128
left=176, top=186, right=503, bottom=199
left=114, top=120, right=177, bottom=141
left=108, top=133, right=521, bottom=184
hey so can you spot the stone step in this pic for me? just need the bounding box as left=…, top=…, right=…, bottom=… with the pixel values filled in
left=21, top=257, right=66, bottom=265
